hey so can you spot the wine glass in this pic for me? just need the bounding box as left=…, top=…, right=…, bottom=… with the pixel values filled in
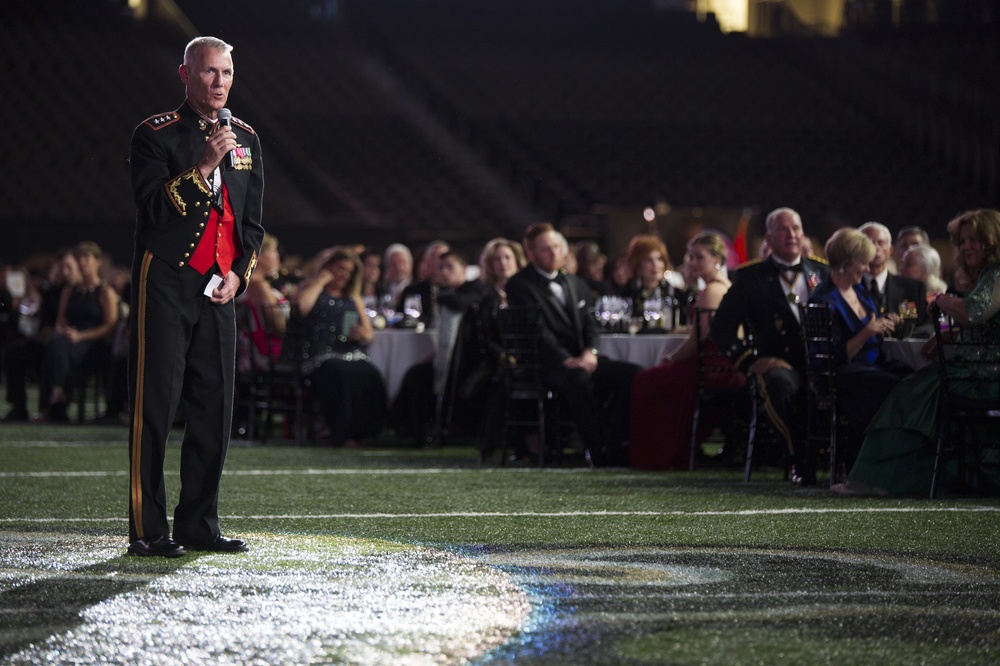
left=403, top=294, right=422, bottom=322
left=380, top=293, right=402, bottom=327
left=894, top=300, right=918, bottom=338
left=363, top=295, right=378, bottom=320
left=643, top=295, right=663, bottom=329
left=595, top=296, right=612, bottom=330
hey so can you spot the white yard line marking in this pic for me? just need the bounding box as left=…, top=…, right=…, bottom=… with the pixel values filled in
left=1, top=468, right=622, bottom=478
left=3, top=506, right=999, bottom=524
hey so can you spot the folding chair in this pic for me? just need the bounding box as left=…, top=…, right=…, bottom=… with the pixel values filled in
left=688, top=307, right=755, bottom=474
left=799, top=302, right=840, bottom=488
left=235, top=302, right=309, bottom=444
left=495, top=306, right=561, bottom=466
left=930, top=313, right=1000, bottom=498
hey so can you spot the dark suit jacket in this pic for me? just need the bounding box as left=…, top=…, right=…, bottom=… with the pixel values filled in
left=504, top=266, right=598, bottom=367
left=130, top=102, right=265, bottom=293
left=710, top=257, right=830, bottom=376
left=872, top=273, right=928, bottom=325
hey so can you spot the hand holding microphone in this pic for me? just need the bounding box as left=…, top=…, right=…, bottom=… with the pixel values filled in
left=197, top=108, right=237, bottom=179
left=217, top=108, right=237, bottom=170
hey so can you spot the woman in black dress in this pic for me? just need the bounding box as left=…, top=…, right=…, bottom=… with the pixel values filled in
left=38, top=241, right=119, bottom=422
left=284, top=247, right=386, bottom=446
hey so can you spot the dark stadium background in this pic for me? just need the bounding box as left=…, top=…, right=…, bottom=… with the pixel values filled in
left=1, top=0, right=997, bottom=268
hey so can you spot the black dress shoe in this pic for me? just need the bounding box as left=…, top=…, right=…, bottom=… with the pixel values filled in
left=178, top=535, right=248, bottom=553
left=127, top=535, right=187, bottom=558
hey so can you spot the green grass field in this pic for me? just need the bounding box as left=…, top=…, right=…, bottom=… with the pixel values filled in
left=2, top=424, right=999, bottom=664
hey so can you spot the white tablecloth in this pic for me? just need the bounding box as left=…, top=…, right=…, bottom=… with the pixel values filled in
left=367, top=329, right=437, bottom=401
left=598, top=333, right=689, bottom=369
left=369, top=330, right=688, bottom=400
left=598, top=335, right=930, bottom=372
left=883, top=337, right=932, bottom=370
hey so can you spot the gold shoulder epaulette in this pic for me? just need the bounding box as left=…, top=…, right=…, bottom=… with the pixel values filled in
left=736, top=258, right=762, bottom=270
left=806, top=255, right=828, bottom=265
left=231, top=116, right=255, bottom=135
left=142, top=111, right=180, bottom=130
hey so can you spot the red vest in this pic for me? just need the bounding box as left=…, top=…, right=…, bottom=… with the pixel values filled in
left=189, top=182, right=239, bottom=275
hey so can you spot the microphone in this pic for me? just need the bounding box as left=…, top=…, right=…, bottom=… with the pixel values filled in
left=217, top=107, right=236, bottom=170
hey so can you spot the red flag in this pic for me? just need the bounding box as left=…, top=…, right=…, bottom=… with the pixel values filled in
left=733, top=208, right=752, bottom=264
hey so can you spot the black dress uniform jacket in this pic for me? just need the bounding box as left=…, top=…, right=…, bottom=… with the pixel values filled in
left=709, top=256, right=829, bottom=458
left=130, top=102, right=264, bottom=291
left=872, top=273, right=928, bottom=326
left=711, top=256, right=829, bottom=377
left=127, top=101, right=264, bottom=545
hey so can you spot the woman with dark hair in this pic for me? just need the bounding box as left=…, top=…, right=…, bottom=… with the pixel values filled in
left=836, top=210, right=1000, bottom=495
left=283, top=247, right=386, bottom=447
left=37, top=241, right=119, bottom=422
left=575, top=240, right=612, bottom=298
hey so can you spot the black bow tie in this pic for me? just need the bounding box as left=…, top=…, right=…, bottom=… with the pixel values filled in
left=773, top=260, right=804, bottom=273
left=546, top=272, right=566, bottom=285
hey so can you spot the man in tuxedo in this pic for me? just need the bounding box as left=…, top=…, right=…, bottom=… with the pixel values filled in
left=710, top=208, right=829, bottom=483
left=860, top=222, right=928, bottom=327
left=505, top=223, right=641, bottom=465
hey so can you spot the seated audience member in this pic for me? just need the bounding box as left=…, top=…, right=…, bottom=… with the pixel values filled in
left=837, top=209, right=1000, bottom=496
left=899, top=244, right=948, bottom=302
left=860, top=221, right=927, bottom=326
left=710, top=207, right=830, bottom=483
left=399, top=240, right=450, bottom=327
left=360, top=249, right=382, bottom=300
left=96, top=263, right=132, bottom=424
left=37, top=241, right=119, bottom=422
left=236, top=233, right=289, bottom=372
left=381, top=243, right=413, bottom=305
left=563, top=241, right=578, bottom=275
left=895, top=225, right=930, bottom=260
left=629, top=232, right=745, bottom=470
left=807, top=228, right=913, bottom=473
left=480, top=238, right=527, bottom=310
left=433, top=250, right=488, bottom=395
left=2, top=251, right=80, bottom=421
left=282, top=247, right=386, bottom=447
left=393, top=250, right=488, bottom=446
left=471, top=238, right=528, bottom=456
left=609, top=252, right=632, bottom=296
left=505, top=222, right=642, bottom=465
left=259, top=234, right=300, bottom=298
left=575, top=240, right=613, bottom=298
left=623, top=235, right=686, bottom=332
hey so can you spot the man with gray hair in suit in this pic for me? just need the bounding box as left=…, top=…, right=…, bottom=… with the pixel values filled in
left=860, top=221, right=927, bottom=326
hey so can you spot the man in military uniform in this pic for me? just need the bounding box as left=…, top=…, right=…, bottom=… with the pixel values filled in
left=860, top=221, right=928, bottom=328
left=127, top=36, right=265, bottom=557
left=710, top=207, right=829, bottom=484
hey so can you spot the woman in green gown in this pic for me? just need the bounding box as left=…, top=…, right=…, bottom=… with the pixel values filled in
left=835, top=209, right=1000, bottom=496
